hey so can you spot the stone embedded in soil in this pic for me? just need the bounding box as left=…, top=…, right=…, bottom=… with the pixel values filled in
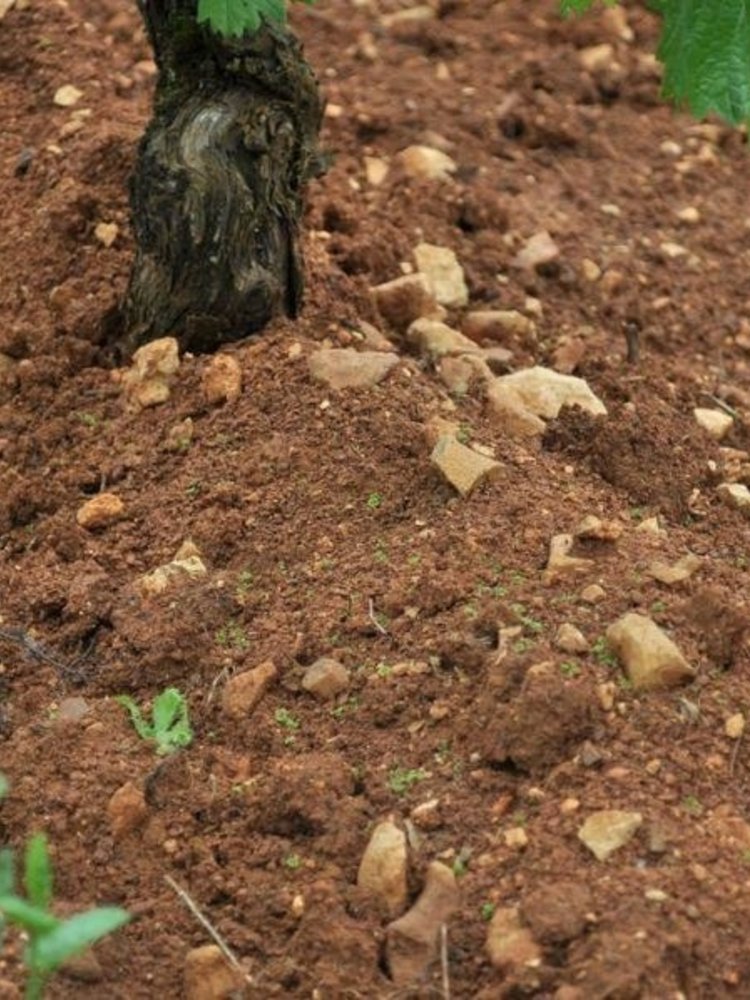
left=165, top=417, right=194, bottom=452
left=414, top=242, right=468, bottom=308
left=308, top=348, right=399, bottom=390
left=94, top=221, right=118, bottom=248
left=578, top=43, right=614, bottom=73
left=76, top=492, right=124, bottom=531
left=121, top=336, right=180, bottom=408
left=395, top=144, right=457, bottom=181
left=486, top=906, right=542, bottom=973
left=431, top=434, right=501, bottom=497
left=487, top=381, right=546, bottom=437
left=437, top=354, right=491, bottom=395
left=493, top=366, right=607, bottom=421
left=357, top=818, right=409, bottom=917
left=580, top=583, right=606, bottom=604
left=183, top=944, right=245, bottom=1000
left=463, top=309, right=535, bottom=343
left=364, top=155, right=389, bottom=186
left=53, top=84, right=83, bottom=107
left=694, top=407, right=733, bottom=440
left=57, top=696, right=90, bottom=723
left=555, top=623, right=589, bottom=654
left=407, top=318, right=479, bottom=358
left=717, top=482, right=750, bottom=514
left=606, top=613, right=695, bottom=691
left=301, top=657, right=350, bottom=700
left=512, top=231, right=560, bottom=271
left=139, top=539, right=207, bottom=597
left=578, top=810, right=643, bottom=861
left=371, top=273, right=439, bottom=331
left=647, top=552, right=701, bottom=586
left=543, top=534, right=593, bottom=583
left=107, top=781, right=148, bottom=840
left=423, top=415, right=461, bottom=448
left=574, top=514, right=623, bottom=542
left=61, top=949, right=104, bottom=983
left=725, top=714, right=745, bottom=739
left=385, top=861, right=459, bottom=985
left=222, top=660, right=278, bottom=720
left=202, top=354, right=242, bottom=405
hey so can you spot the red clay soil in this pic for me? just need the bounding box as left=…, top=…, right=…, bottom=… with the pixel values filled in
left=3, top=0, right=750, bottom=996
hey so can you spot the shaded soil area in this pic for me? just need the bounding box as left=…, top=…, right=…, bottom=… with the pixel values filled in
left=3, top=0, right=750, bottom=996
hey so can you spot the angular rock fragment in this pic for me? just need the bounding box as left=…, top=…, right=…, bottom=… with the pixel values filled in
left=386, top=862, right=459, bottom=985
left=139, top=540, right=208, bottom=597
left=414, top=242, right=468, bottom=308
left=357, top=818, right=408, bottom=917
left=308, top=349, right=399, bottom=390
left=121, top=337, right=180, bottom=409
left=646, top=553, right=701, bottom=586
left=606, top=613, right=694, bottom=691
left=222, top=661, right=278, bottom=719
left=76, top=493, right=124, bottom=531
left=431, top=435, right=501, bottom=497
left=407, top=318, right=479, bottom=358
left=371, top=273, right=439, bottom=331
left=302, top=657, right=350, bottom=700
left=202, top=354, right=242, bottom=405
left=578, top=810, right=642, bottom=861
left=395, top=145, right=457, bottom=181
left=486, top=906, right=542, bottom=972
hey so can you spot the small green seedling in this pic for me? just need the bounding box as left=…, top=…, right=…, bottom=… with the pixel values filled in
left=0, top=828, right=128, bottom=1000
left=559, top=661, right=582, bottom=679
left=274, top=707, right=300, bottom=731
left=115, top=688, right=193, bottom=755
left=282, top=853, right=302, bottom=871
left=592, top=636, right=618, bottom=669
left=480, top=901, right=496, bottom=922
left=366, top=492, right=383, bottom=510
left=387, top=767, right=427, bottom=796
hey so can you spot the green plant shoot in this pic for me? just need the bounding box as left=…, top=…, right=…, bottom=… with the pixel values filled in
left=115, top=687, right=193, bottom=755
left=0, top=833, right=129, bottom=1000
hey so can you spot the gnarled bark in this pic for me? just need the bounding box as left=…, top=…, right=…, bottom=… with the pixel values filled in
left=120, top=1, right=324, bottom=354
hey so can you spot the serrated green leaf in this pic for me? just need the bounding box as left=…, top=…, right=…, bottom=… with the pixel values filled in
left=197, top=0, right=287, bottom=37
left=115, top=695, right=154, bottom=741
left=31, top=907, right=130, bottom=974
left=24, top=834, right=52, bottom=911
left=0, top=895, right=60, bottom=934
left=151, top=688, right=193, bottom=754
left=658, top=0, right=750, bottom=124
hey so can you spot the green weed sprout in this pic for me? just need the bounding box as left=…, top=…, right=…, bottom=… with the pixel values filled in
left=0, top=826, right=128, bottom=999
left=115, top=687, right=193, bottom=755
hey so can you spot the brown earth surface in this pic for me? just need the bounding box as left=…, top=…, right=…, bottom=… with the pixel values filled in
left=2, top=0, right=750, bottom=997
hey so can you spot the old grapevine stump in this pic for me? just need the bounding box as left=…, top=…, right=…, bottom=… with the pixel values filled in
left=120, top=1, right=324, bottom=354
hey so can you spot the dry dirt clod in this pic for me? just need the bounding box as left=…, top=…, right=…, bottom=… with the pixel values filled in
left=694, top=407, right=733, bottom=440
left=371, top=273, right=439, bottom=331
left=357, top=817, right=408, bottom=917
left=578, top=810, right=643, bottom=861
left=606, top=613, right=695, bottom=691
left=121, top=336, right=180, bottom=408
left=486, top=906, right=542, bottom=972
left=395, top=144, right=457, bottom=181
left=202, top=354, right=242, bottom=404
left=385, top=861, right=460, bottom=985
left=222, top=661, right=278, bottom=719
left=413, top=242, right=468, bottom=308
left=165, top=417, right=194, bottom=452
left=301, top=657, right=350, bottom=700
left=107, top=781, right=148, bottom=840
left=431, top=434, right=501, bottom=497
left=76, top=493, right=125, bottom=531
left=308, top=348, right=399, bottom=389
left=183, top=944, right=246, bottom=1000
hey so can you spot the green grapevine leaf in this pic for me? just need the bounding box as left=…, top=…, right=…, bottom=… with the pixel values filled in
left=197, top=0, right=287, bottom=37
left=658, top=0, right=750, bottom=124
left=24, top=835, right=53, bottom=911
left=32, top=907, right=130, bottom=973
